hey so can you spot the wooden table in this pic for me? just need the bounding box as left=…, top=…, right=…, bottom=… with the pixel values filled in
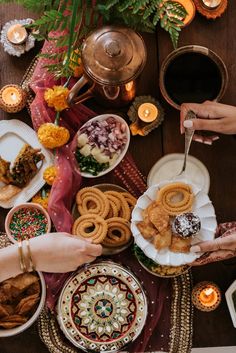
left=1, top=3, right=236, bottom=352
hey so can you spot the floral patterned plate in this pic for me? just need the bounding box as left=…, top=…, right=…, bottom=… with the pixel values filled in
left=57, top=261, right=147, bottom=353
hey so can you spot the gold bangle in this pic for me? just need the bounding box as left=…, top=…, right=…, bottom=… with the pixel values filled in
left=18, top=240, right=27, bottom=273
left=26, top=239, right=35, bottom=271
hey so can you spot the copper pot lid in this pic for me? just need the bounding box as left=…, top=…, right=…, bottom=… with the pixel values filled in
left=81, top=26, right=147, bottom=85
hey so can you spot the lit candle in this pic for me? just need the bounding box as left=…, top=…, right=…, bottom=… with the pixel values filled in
left=0, top=84, right=27, bottom=113
left=201, top=0, right=222, bottom=9
left=192, top=281, right=221, bottom=312
left=138, top=103, right=158, bottom=123
left=7, top=24, right=28, bottom=45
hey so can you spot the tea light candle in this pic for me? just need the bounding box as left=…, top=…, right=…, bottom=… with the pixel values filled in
left=201, top=0, right=222, bottom=9
left=7, top=24, right=28, bottom=44
left=0, top=84, right=27, bottom=113
left=138, top=103, right=158, bottom=123
left=192, top=281, right=221, bottom=312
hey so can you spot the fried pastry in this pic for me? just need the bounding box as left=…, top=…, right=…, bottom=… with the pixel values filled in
left=0, top=156, right=12, bottom=184
left=170, top=234, right=191, bottom=253
left=153, top=227, right=172, bottom=250
left=0, top=184, right=21, bottom=201
left=137, top=221, right=158, bottom=239
left=148, top=202, right=169, bottom=233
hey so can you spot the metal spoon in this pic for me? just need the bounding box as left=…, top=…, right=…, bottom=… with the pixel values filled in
left=177, top=110, right=197, bottom=177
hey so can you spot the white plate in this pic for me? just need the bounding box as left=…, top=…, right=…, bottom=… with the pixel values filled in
left=131, top=180, right=217, bottom=266
left=76, top=114, right=130, bottom=178
left=225, top=280, right=236, bottom=328
left=0, top=120, right=52, bottom=208
left=147, top=153, right=210, bottom=194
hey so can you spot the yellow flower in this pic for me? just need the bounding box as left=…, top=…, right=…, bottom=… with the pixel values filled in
left=37, top=123, right=70, bottom=149
left=32, top=190, right=50, bottom=210
left=44, top=85, right=69, bottom=112
left=43, top=166, right=57, bottom=185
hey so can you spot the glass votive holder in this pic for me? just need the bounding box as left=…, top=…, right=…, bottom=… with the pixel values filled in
left=192, top=281, right=221, bottom=312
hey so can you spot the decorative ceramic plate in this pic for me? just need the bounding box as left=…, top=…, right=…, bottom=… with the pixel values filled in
left=75, top=114, right=130, bottom=178
left=72, top=184, right=134, bottom=256
left=57, top=261, right=147, bottom=353
left=131, top=180, right=217, bottom=266
left=147, top=153, right=210, bottom=194
left=0, top=120, right=52, bottom=208
left=225, top=280, right=236, bottom=328
left=133, top=244, right=190, bottom=278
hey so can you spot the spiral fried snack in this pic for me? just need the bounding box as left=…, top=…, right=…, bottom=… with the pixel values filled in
left=105, top=193, right=121, bottom=219
left=76, top=187, right=109, bottom=218
left=121, top=192, right=137, bottom=211
left=72, top=214, right=108, bottom=244
left=102, top=217, right=132, bottom=247
left=104, top=191, right=130, bottom=221
left=156, top=182, right=194, bottom=216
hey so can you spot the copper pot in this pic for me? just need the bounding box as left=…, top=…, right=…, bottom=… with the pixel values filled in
left=68, top=26, right=146, bottom=108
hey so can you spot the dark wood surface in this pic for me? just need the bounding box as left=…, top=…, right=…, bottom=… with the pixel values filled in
left=0, top=3, right=236, bottom=352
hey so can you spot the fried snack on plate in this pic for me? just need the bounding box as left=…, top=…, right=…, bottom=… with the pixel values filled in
left=137, top=221, right=158, bottom=239
left=0, top=184, right=21, bottom=201
left=102, top=217, right=131, bottom=247
left=76, top=187, right=110, bottom=218
left=156, top=182, right=194, bottom=216
left=153, top=227, right=172, bottom=250
left=148, top=202, right=169, bottom=233
left=72, top=214, right=108, bottom=244
left=170, top=234, right=191, bottom=253
left=104, top=191, right=130, bottom=221
left=0, top=272, right=41, bottom=329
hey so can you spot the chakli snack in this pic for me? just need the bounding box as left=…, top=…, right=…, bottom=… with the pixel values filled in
left=73, top=187, right=136, bottom=248
left=102, top=217, right=132, bottom=247
left=76, top=187, right=110, bottom=218
left=72, top=214, right=108, bottom=244
left=156, top=182, right=194, bottom=216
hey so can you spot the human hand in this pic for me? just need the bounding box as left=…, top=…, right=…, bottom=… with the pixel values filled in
left=180, top=101, right=236, bottom=144
left=30, top=232, right=102, bottom=273
left=190, top=231, right=236, bottom=266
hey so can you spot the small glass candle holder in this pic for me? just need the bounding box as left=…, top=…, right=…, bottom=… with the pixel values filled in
left=7, top=23, right=28, bottom=44
left=192, top=281, right=221, bottom=312
left=201, top=0, right=222, bottom=9
left=0, top=84, right=27, bottom=113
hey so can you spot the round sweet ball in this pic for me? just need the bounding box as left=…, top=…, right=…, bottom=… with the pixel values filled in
left=172, top=212, right=201, bottom=238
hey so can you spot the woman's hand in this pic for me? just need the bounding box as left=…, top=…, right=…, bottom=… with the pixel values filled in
left=30, top=232, right=102, bottom=273
left=180, top=101, right=236, bottom=144
left=190, top=232, right=236, bottom=266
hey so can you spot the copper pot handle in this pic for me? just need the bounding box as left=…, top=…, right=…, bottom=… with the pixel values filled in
left=67, top=75, right=95, bottom=105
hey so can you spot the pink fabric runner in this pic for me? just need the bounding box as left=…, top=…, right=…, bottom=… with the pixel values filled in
left=29, top=39, right=171, bottom=352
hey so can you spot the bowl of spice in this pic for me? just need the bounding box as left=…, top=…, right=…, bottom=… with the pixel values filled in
left=5, top=203, right=51, bottom=243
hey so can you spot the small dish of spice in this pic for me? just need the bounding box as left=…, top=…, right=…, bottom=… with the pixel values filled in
left=5, top=203, right=51, bottom=243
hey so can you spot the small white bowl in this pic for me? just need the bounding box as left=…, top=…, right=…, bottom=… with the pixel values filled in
left=0, top=271, right=46, bottom=337
left=76, top=114, right=130, bottom=178
left=225, top=280, right=236, bottom=328
left=5, top=202, right=51, bottom=244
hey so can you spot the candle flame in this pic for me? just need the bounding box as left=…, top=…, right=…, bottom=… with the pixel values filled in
left=144, top=109, right=150, bottom=117
left=204, top=288, right=214, bottom=296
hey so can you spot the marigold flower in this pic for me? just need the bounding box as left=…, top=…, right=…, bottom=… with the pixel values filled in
left=32, top=190, right=50, bottom=210
left=44, top=85, right=69, bottom=112
left=43, top=166, right=57, bottom=185
left=37, top=123, right=70, bottom=149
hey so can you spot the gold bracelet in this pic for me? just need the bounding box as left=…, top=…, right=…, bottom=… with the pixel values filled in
left=26, top=239, right=35, bottom=271
left=18, top=240, right=27, bottom=273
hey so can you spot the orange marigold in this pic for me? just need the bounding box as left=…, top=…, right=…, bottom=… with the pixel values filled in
left=32, top=190, right=50, bottom=210
left=37, top=123, right=70, bottom=149
left=44, top=85, right=69, bottom=112
left=43, top=166, right=57, bottom=185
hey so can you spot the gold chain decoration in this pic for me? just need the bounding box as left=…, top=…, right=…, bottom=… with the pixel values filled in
left=169, top=270, right=193, bottom=353
left=38, top=309, right=78, bottom=353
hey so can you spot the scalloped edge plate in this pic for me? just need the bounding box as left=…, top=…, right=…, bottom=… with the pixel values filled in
left=225, top=280, right=236, bottom=328
left=131, top=180, right=217, bottom=266
left=76, top=114, right=130, bottom=178
left=0, top=119, right=52, bottom=208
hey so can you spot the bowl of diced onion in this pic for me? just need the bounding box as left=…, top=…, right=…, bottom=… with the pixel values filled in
left=74, top=114, right=130, bottom=178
